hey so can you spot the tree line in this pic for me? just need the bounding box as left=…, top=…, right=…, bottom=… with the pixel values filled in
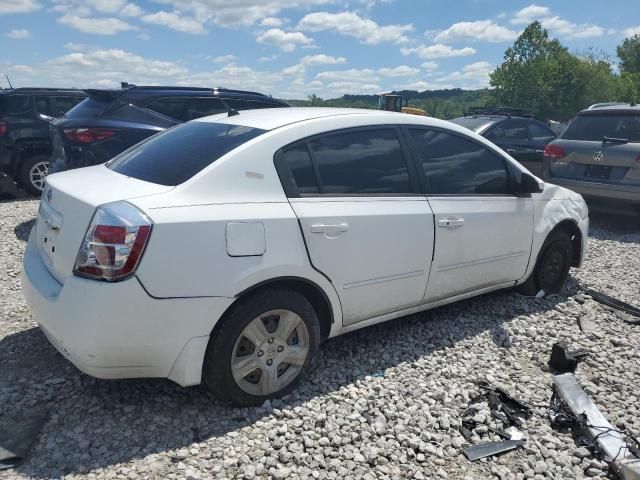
left=291, top=21, right=640, bottom=121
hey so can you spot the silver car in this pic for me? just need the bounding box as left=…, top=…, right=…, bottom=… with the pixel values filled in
left=542, top=104, right=640, bottom=214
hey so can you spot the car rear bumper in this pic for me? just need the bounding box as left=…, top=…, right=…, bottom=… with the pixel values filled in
left=546, top=177, right=640, bottom=204
left=21, top=229, right=233, bottom=386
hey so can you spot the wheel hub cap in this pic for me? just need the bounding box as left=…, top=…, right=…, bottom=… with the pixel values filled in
left=231, top=309, right=309, bottom=396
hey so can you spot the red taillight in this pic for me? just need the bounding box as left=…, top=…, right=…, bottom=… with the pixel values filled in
left=544, top=144, right=566, bottom=159
left=74, top=201, right=152, bottom=281
left=63, top=128, right=117, bottom=144
left=0, top=122, right=7, bottom=136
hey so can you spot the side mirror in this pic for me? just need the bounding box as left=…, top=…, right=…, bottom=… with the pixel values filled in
left=517, top=172, right=543, bottom=194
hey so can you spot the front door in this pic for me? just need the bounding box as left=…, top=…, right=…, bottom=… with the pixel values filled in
left=405, top=127, right=534, bottom=302
left=276, top=127, right=434, bottom=325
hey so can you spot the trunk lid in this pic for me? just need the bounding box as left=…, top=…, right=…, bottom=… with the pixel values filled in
left=548, top=139, right=640, bottom=185
left=36, top=166, right=172, bottom=284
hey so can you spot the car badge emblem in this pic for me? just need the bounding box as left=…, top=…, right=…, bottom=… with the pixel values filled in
left=593, top=151, right=604, bottom=162
left=46, top=187, right=52, bottom=203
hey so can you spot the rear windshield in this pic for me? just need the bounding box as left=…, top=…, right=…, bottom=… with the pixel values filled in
left=561, top=113, right=640, bottom=142
left=449, top=117, right=496, bottom=133
left=0, top=95, right=32, bottom=115
left=65, top=98, right=109, bottom=118
left=107, top=121, right=265, bottom=186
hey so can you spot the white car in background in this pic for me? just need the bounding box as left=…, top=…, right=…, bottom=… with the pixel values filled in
left=22, top=108, right=589, bottom=406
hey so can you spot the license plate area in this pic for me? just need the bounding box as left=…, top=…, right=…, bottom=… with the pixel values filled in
left=584, top=165, right=612, bottom=180
left=36, top=216, right=60, bottom=261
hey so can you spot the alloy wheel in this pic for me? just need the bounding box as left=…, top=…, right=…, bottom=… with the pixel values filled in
left=29, top=161, right=49, bottom=192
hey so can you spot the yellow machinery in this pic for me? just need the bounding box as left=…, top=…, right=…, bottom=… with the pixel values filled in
left=377, top=93, right=427, bottom=116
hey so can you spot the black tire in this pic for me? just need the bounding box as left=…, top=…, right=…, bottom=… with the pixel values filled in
left=517, top=230, right=573, bottom=296
left=18, top=153, right=49, bottom=196
left=203, top=287, right=320, bottom=406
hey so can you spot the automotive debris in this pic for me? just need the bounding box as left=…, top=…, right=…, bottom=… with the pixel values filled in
left=535, top=289, right=546, bottom=299
left=548, top=340, right=588, bottom=373
left=460, top=383, right=531, bottom=461
left=551, top=373, right=640, bottom=480
left=0, top=410, right=49, bottom=470
left=581, top=287, right=640, bottom=323
left=463, top=439, right=526, bottom=461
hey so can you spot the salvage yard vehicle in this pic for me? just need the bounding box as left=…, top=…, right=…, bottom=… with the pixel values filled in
left=542, top=104, right=640, bottom=214
left=49, top=84, right=289, bottom=174
left=450, top=107, right=556, bottom=177
left=22, top=108, right=589, bottom=406
left=0, top=87, right=87, bottom=194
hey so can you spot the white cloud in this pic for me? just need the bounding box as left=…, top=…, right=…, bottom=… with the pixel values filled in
left=0, top=0, right=41, bottom=15
left=8, top=64, right=34, bottom=74
left=316, top=68, right=379, bottom=83
left=511, top=4, right=550, bottom=25
left=6, top=28, right=30, bottom=39
left=401, top=44, right=476, bottom=59
left=421, top=61, right=438, bottom=71
left=120, top=3, right=144, bottom=17
left=297, top=11, right=412, bottom=45
left=260, top=17, right=283, bottom=27
left=281, top=63, right=306, bottom=76
left=299, top=54, right=347, bottom=65
left=324, top=81, right=381, bottom=94
left=623, top=26, right=640, bottom=38
left=210, top=54, right=236, bottom=63
left=435, top=20, right=517, bottom=43
left=58, top=14, right=137, bottom=35
left=141, top=11, right=206, bottom=34
left=391, top=80, right=454, bottom=91
left=258, top=54, right=280, bottom=62
left=439, top=61, right=493, bottom=88
left=377, top=65, right=419, bottom=77
left=511, top=4, right=606, bottom=39
left=256, top=28, right=315, bottom=52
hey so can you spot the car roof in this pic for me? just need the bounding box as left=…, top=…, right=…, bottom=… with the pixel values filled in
left=579, top=104, right=640, bottom=115
left=0, top=88, right=86, bottom=96
left=195, top=107, right=445, bottom=131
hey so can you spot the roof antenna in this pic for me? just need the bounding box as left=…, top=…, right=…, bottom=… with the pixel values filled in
left=228, top=108, right=240, bottom=117
left=5, top=74, right=13, bottom=89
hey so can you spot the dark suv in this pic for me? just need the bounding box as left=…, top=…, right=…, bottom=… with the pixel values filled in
left=0, top=88, right=87, bottom=194
left=49, top=85, right=289, bottom=175
left=542, top=104, right=640, bottom=213
left=450, top=107, right=556, bottom=176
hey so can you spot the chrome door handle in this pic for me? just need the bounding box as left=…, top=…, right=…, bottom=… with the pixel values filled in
left=310, top=223, right=349, bottom=235
left=438, top=217, right=464, bottom=228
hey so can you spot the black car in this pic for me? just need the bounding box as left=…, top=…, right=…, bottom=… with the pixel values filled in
left=450, top=107, right=556, bottom=176
left=0, top=88, right=87, bottom=194
left=49, top=84, right=289, bottom=175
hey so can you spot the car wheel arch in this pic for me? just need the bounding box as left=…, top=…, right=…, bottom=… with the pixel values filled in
left=228, top=276, right=335, bottom=341
left=543, top=219, right=582, bottom=267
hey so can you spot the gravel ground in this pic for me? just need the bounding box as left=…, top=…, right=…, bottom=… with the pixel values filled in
left=1, top=199, right=639, bottom=480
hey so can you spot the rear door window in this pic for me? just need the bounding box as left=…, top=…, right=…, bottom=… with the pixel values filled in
left=35, top=96, right=56, bottom=116
left=561, top=114, right=640, bottom=142
left=54, top=96, right=85, bottom=116
left=528, top=122, right=555, bottom=142
left=107, top=122, right=265, bottom=186
left=307, top=128, right=413, bottom=194
left=186, top=98, right=227, bottom=120
left=409, top=128, right=510, bottom=195
left=145, top=97, right=188, bottom=121
left=276, top=143, right=319, bottom=195
left=487, top=120, right=529, bottom=142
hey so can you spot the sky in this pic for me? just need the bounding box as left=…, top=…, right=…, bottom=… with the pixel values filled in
left=1, top=0, right=639, bottom=99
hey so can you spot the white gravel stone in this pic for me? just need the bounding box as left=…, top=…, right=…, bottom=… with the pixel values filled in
left=1, top=202, right=638, bottom=480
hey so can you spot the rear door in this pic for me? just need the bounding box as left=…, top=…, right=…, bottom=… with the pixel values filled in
left=486, top=119, right=538, bottom=167
left=526, top=121, right=555, bottom=176
left=405, top=127, right=534, bottom=302
left=549, top=112, right=640, bottom=187
left=276, top=126, right=434, bottom=325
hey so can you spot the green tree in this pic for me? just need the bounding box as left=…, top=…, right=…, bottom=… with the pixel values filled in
left=490, top=21, right=580, bottom=120
left=617, top=34, right=640, bottom=74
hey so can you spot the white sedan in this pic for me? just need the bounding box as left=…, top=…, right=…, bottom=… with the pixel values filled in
left=22, top=108, right=588, bottom=406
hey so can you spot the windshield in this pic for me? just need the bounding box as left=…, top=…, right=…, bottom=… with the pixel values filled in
left=561, top=113, right=640, bottom=142
left=107, top=121, right=266, bottom=186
